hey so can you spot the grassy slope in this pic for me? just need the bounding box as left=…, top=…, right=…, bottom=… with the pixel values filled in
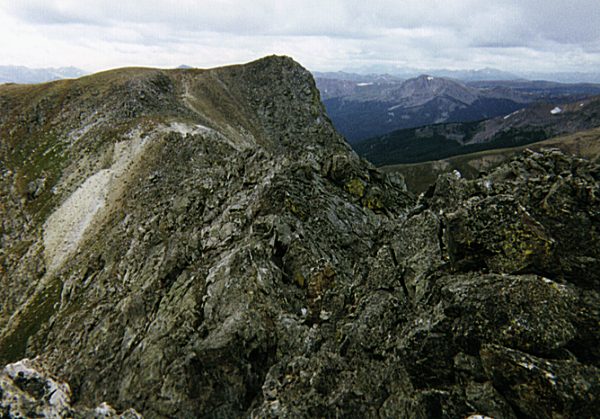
left=0, top=68, right=173, bottom=362
left=382, top=127, right=600, bottom=193
left=0, top=66, right=221, bottom=363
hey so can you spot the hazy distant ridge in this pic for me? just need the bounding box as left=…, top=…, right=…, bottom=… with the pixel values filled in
left=0, top=65, right=87, bottom=84
left=316, top=67, right=600, bottom=83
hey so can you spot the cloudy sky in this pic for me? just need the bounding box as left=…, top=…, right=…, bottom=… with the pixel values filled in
left=1, top=0, right=599, bottom=73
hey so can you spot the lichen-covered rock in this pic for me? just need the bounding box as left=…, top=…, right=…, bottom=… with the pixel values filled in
left=445, top=195, right=557, bottom=274
left=481, top=344, right=600, bottom=418
left=1, top=56, right=599, bottom=418
left=0, top=358, right=141, bottom=418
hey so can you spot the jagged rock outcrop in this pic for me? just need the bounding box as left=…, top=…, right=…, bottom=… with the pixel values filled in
left=0, top=358, right=141, bottom=418
left=1, top=56, right=598, bottom=418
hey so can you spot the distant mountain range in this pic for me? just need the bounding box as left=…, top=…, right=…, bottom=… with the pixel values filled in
left=316, top=74, right=600, bottom=143
left=315, top=68, right=523, bottom=82
left=353, top=94, right=600, bottom=166
left=467, top=79, right=600, bottom=97
left=0, top=66, right=87, bottom=84
left=320, top=67, right=600, bottom=83
left=4, top=64, right=597, bottom=86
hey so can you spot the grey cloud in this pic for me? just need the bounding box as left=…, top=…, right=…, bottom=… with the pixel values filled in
left=6, top=2, right=103, bottom=26
left=517, top=0, right=600, bottom=44
left=1, top=0, right=599, bottom=73
left=6, top=0, right=600, bottom=43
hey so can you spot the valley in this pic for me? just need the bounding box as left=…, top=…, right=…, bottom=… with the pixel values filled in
left=381, top=127, right=600, bottom=193
left=353, top=95, right=600, bottom=166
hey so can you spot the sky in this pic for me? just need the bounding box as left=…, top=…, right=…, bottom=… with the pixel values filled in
left=1, top=0, right=599, bottom=74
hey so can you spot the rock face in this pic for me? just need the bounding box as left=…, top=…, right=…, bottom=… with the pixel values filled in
left=0, top=358, right=142, bottom=418
left=1, top=56, right=599, bottom=418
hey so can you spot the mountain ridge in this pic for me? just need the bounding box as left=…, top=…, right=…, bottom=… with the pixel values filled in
left=318, top=67, right=600, bottom=83
left=319, top=74, right=530, bottom=142
left=354, top=94, right=600, bottom=166
left=317, top=73, right=600, bottom=143
left=381, top=127, right=600, bottom=193
left=1, top=55, right=412, bottom=416
left=1, top=56, right=599, bottom=418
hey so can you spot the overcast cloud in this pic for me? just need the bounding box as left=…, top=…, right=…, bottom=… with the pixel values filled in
left=1, top=0, right=599, bottom=73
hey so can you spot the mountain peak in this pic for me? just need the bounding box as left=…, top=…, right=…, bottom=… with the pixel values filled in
left=389, top=73, right=478, bottom=107
left=0, top=55, right=415, bottom=416
left=417, top=74, right=435, bottom=81
left=243, top=54, right=303, bottom=71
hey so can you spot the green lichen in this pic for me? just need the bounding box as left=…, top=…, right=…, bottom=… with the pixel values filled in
left=293, top=271, right=306, bottom=288
left=362, top=194, right=384, bottom=211
left=495, top=223, right=553, bottom=272
left=345, top=178, right=366, bottom=198
left=284, top=198, right=307, bottom=220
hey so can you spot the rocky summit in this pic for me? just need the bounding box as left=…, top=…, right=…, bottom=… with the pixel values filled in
left=0, top=56, right=598, bottom=418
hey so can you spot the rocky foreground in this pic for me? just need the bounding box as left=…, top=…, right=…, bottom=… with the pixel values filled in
left=0, top=56, right=598, bottom=418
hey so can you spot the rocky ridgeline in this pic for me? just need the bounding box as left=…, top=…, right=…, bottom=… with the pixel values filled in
left=0, top=56, right=598, bottom=418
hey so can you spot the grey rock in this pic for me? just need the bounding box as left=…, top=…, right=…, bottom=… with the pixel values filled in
left=1, top=56, right=599, bottom=418
left=0, top=358, right=141, bottom=418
